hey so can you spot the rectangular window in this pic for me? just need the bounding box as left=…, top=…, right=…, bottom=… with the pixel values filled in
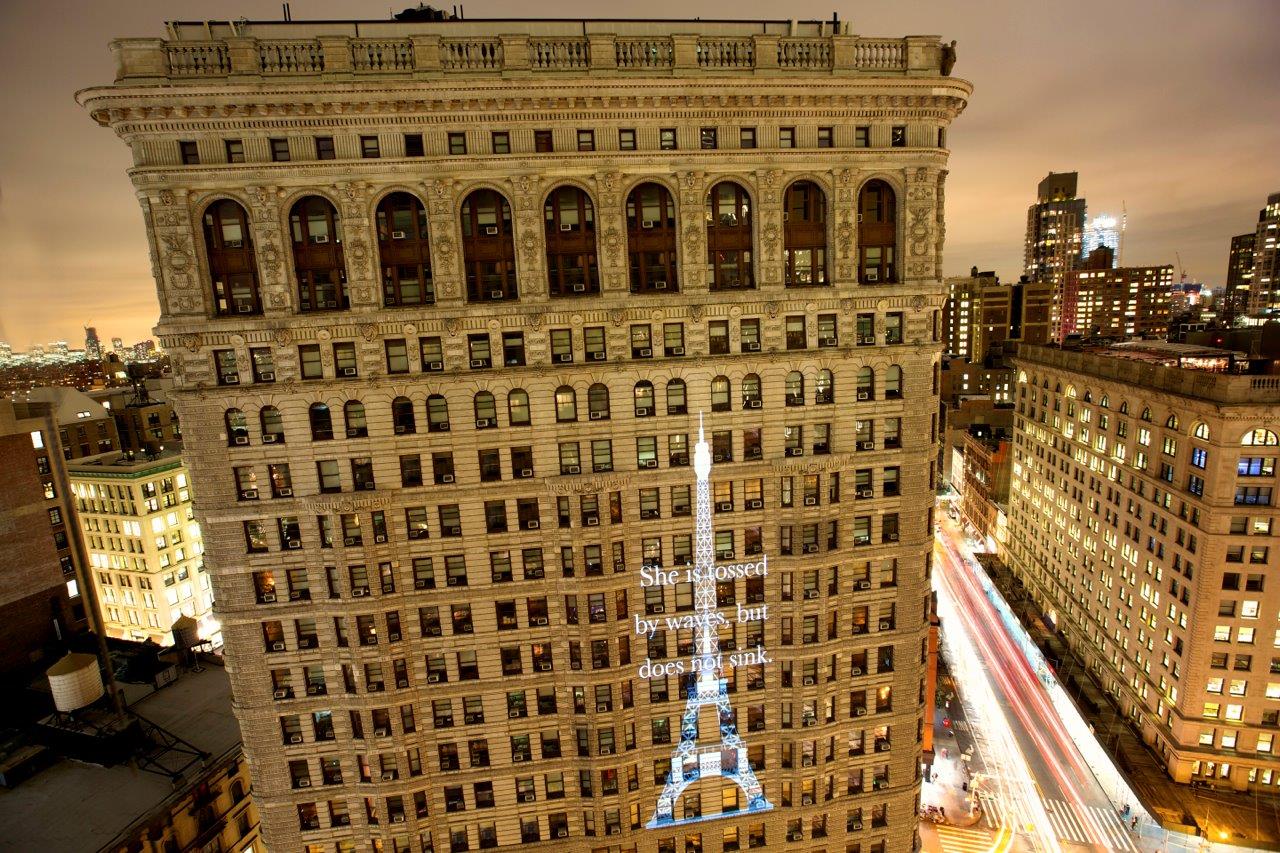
left=448, top=133, right=467, bottom=155
left=385, top=339, right=410, bottom=374
left=534, top=130, right=554, bottom=152
left=270, top=138, right=290, bottom=162
left=740, top=319, right=761, bottom=352
left=178, top=141, right=199, bottom=165
left=361, top=136, right=380, bottom=158
left=404, top=133, right=425, bottom=157
left=659, top=128, right=677, bottom=150
left=619, top=129, right=637, bottom=150
left=491, top=131, right=511, bottom=154
left=937, top=128, right=947, bottom=148
left=855, top=126, right=869, bottom=147
left=708, top=321, right=730, bottom=355
left=631, top=325, right=653, bottom=358
left=891, top=126, right=907, bottom=147
left=299, top=344, right=323, bottom=380
left=315, top=136, right=336, bottom=160
left=225, top=139, right=245, bottom=163
left=576, top=130, right=595, bottom=152
left=817, top=127, right=833, bottom=148
left=700, top=128, right=718, bottom=149
left=584, top=326, right=606, bottom=361
left=740, top=128, right=757, bottom=149
left=779, top=127, right=796, bottom=149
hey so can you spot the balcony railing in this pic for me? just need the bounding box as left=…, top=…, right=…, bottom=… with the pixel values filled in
left=114, top=24, right=947, bottom=82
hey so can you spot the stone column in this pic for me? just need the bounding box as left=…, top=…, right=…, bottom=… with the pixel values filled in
left=594, top=171, right=628, bottom=295
left=676, top=171, right=706, bottom=293
left=422, top=178, right=464, bottom=307
left=508, top=174, right=546, bottom=303
left=141, top=187, right=208, bottom=323
left=243, top=185, right=291, bottom=316
left=904, top=166, right=940, bottom=283
left=831, top=168, right=858, bottom=284
left=334, top=181, right=378, bottom=311
left=754, top=168, right=785, bottom=290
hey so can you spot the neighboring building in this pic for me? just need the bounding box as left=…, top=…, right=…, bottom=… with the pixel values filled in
left=1025, top=171, right=1086, bottom=287
left=1007, top=342, right=1280, bottom=791
left=1058, top=250, right=1174, bottom=340
left=92, top=376, right=183, bottom=453
left=0, top=658, right=265, bottom=853
left=0, top=401, right=78, bottom=678
left=957, top=425, right=1010, bottom=548
left=1246, top=193, right=1280, bottom=317
left=1081, top=214, right=1120, bottom=266
left=1223, top=232, right=1256, bottom=326
left=68, top=446, right=216, bottom=647
left=83, top=18, right=970, bottom=852
left=16, top=386, right=119, bottom=459
left=84, top=326, right=102, bottom=362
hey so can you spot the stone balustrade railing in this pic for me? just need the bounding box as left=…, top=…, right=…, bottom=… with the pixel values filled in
left=118, top=30, right=946, bottom=81
left=1016, top=345, right=1280, bottom=405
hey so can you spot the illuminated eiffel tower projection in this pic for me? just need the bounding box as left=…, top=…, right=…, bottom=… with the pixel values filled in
left=647, top=415, right=773, bottom=828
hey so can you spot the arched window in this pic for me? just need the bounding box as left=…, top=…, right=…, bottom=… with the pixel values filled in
left=666, top=379, right=688, bottom=415
left=785, top=372, right=805, bottom=406
left=884, top=366, right=903, bottom=400
left=344, top=401, right=367, bottom=438
left=460, top=190, right=517, bottom=302
left=427, top=395, right=450, bottom=432
left=1140, top=407, right=1152, bottom=422
left=815, top=370, right=834, bottom=404
left=634, top=381, right=655, bottom=417
left=858, top=180, right=896, bottom=284
left=545, top=186, right=599, bottom=297
left=625, top=182, right=678, bottom=293
left=474, top=392, right=497, bottom=428
left=260, top=406, right=284, bottom=442
left=289, top=196, right=347, bottom=312
left=1192, top=422, right=1210, bottom=441
left=555, top=386, right=578, bottom=422
left=783, top=181, right=827, bottom=287
left=1082, top=391, right=1093, bottom=403
left=856, top=368, right=875, bottom=400
left=711, top=376, right=731, bottom=412
left=508, top=389, right=531, bottom=426
left=1099, top=395, right=1110, bottom=409
left=1119, top=401, right=1130, bottom=415
left=203, top=200, right=260, bottom=316
left=225, top=409, right=249, bottom=446
left=1165, top=414, right=1179, bottom=430
left=1242, top=428, right=1278, bottom=446
left=588, top=384, right=611, bottom=420
left=376, top=192, right=434, bottom=307
left=706, top=181, right=753, bottom=291
left=309, top=403, right=333, bottom=440
left=1065, top=385, right=1077, bottom=399
left=391, top=397, right=416, bottom=434
left=742, top=374, right=762, bottom=408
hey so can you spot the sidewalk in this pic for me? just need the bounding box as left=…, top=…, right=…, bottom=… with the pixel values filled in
left=920, top=665, right=984, bottom=829
left=981, top=552, right=1280, bottom=850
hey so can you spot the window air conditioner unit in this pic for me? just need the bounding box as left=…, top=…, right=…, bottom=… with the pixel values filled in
left=879, top=621, right=892, bottom=630
left=572, top=283, right=587, bottom=292
left=526, top=520, right=540, bottom=530
left=567, top=465, right=581, bottom=475
left=747, top=499, right=762, bottom=509
left=296, top=778, right=311, bottom=788
left=519, top=468, right=534, bottom=478
left=642, top=220, right=656, bottom=229
left=221, top=374, right=240, bottom=385
left=802, top=677, right=815, bottom=686
left=392, top=814, right=406, bottom=823
left=258, top=371, right=275, bottom=381
left=801, top=757, right=813, bottom=767
left=441, top=474, right=455, bottom=483
left=341, top=367, right=357, bottom=377
left=804, top=544, right=818, bottom=553
left=747, top=399, right=762, bottom=408
left=394, top=425, right=408, bottom=434
left=786, top=447, right=803, bottom=457
left=240, top=488, right=258, bottom=500
left=534, top=616, right=548, bottom=626
left=654, top=281, right=669, bottom=290
left=859, top=441, right=875, bottom=450
left=237, top=303, right=253, bottom=313
left=289, top=734, right=303, bottom=744
left=476, top=418, right=491, bottom=428
left=641, top=459, right=658, bottom=469
left=306, top=684, right=324, bottom=695
left=489, top=290, right=505, bottom=300
left=851, top=666, right=864, bottom=676
left=855, top=707, right=867, bottom=716
left=262, top=433, right=279, bottom=443
left=427, top=674, right=440, bottom=683
left=590, top=351, right=606, bottom=360
left=805, top=589, right=819, bottom=599
left=886, top=533, right=899, bottom=542
left=716, top=501, right=733, bottom=511
left=651, top=605, right=665, bottom=614
left=270, top=641, right=285, bottom=651
left=414, top=578, right=430, bottom=589
left=382, top=771, right=396, bottom=781
left=589, top=411, right=605, bottom=420
left=585, top=516, right=599, bottom=526
left=512, top=754, right=526, bottom=762
left=288, top=590, right=304, bottom=601
left=278, top=487, right=293, bottom=497
left=286, top=539, right=301, bottom=549
left=312, top=235, right=329, bottom=244
left=857, top=487, right=873, bottom=498
left=344, top=536, right=357, bottom=546
left=864, top=270, right=878, bottom=281
left=600, top=746, right=613, bottom=755
left=426, top=626, right=442, bottom=636
left=446, top=576, right=460, bottom=586
left=232, top=435, right=249, bottom=446
left=821, top=337, right=837, bottom=346
left=273, top=688, right=289, bottom=699
left=555, top=352, right=573, bottom=363
left=484, top=226, right=499, bottom=236
left=428, top=360, right=443, bottom=370
left=804, top=497, right=818, bottom=506
left=260, top=593, right=277, bottom=603
left=857, top=391, right=871, bottom=401
left=352, top=587, right=367, bottom=597
left=858, top=580, right=872, bottom=590
left=639, top=348, right=652, bottom=357
left=556, top=829, right=568, bottom=838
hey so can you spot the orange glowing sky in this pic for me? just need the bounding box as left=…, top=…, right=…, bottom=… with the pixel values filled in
left=0, top=0, right=1277, bottom=349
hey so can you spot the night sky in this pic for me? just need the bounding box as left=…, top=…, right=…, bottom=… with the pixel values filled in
left=1, top=0, right=1276, bottom=348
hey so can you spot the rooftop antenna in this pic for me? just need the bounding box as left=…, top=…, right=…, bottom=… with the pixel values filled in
left=1118, top=201, right=1127, bottom=266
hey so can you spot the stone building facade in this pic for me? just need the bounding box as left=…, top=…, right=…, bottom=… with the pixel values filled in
left=1008, top=343, right=1280, bottom=790
left=81, top=19, right=969, bottom=853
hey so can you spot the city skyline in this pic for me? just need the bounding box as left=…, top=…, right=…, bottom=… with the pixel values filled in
left=0, top=0, right=1278, bottom=347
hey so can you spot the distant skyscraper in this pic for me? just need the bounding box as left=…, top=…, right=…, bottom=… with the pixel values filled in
left=84, top=326, right=102, bottom=361
left=1081, top=214, right=1120, bottom=266
left=1245, top=192, right=1280, bottom=316
left=1222, top=232, right=1256, bottom=325
left=1024, top=172, right=1086, bottom=286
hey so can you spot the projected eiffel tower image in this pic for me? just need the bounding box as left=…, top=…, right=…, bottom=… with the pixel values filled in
left=647, top=416, right=774, bottom=828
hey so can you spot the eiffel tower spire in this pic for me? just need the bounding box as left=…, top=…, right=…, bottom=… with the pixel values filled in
left=647, top=413, right=773, bottom=828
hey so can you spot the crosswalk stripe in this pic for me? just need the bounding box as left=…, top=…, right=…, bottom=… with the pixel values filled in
left=1044, top=798, right=1086, bottom=841
left=936, top=825, right=994, bottom=853
left=1090, top=805, right=1138, bottom=852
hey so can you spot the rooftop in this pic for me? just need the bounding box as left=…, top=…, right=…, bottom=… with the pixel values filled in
left=102, top=18, right=954, bottom=84
left=0, top=663, right=241, bottom=853
left=1016, top=343, right=1280, bottom=406
left=67, top=444, right=185, bottom=477
left=11, top=386, right=110, bottom=428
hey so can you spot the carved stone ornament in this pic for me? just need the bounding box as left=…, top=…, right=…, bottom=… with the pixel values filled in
left=347, top=239, right=370, bottom=276
left=182, top=333, right=201, bottom=352
left=765, top=301, right=780, bottom=320
left=353, top=285, right=371, bottom=303
left=316, top=329, right=332, bottom=341
left=601, top=227, right=622, bottom=265
left=269, top=291, right=288, bottom=309
left=527, top=313, right=544, bottom=330
left=682, top=223, right=702, bottom=253
left=360, top=322, right=379, bottom=341
left=445, top=318, right=462, bottom=337
left=911, top=295, right=927, bottom=312
left=519, top=229, right=538, bottom=261
left=441, top=281, right=457, bottom=298
left=609, top=309, right=626, bottom=327
left=158, top=189, right=175, bottom=206
left=761, top=222, right=781, bottom=260
left=259, top=241, right=282, bottom=277
left=434, top=235, right=456, bottom=264
left=689, top=304, right=704, bottom=322
left=273, top=327, right=292, bottom=346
